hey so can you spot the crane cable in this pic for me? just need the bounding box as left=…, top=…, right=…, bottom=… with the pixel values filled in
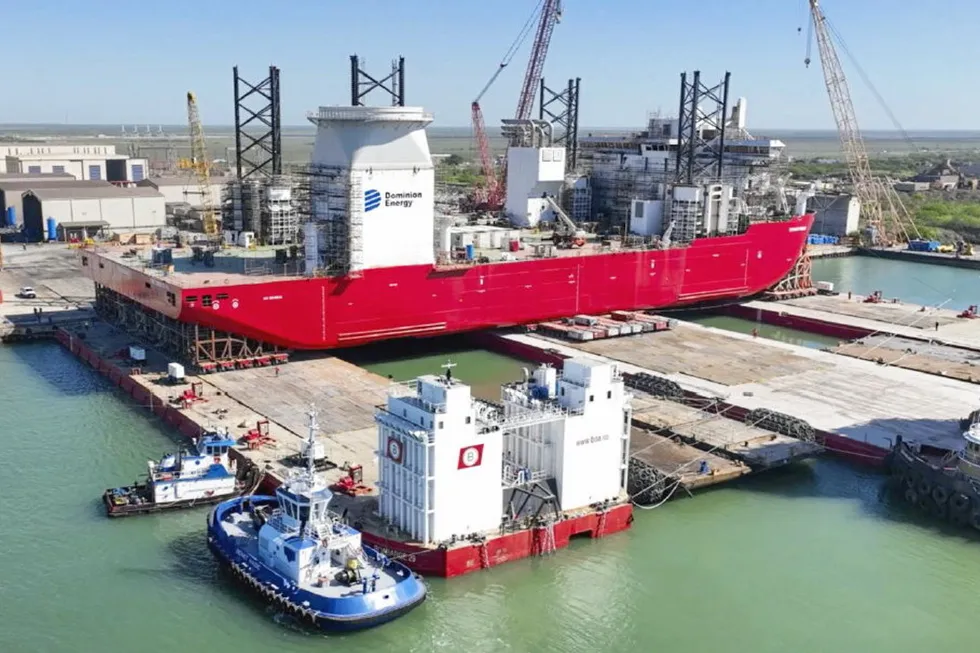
left=473, top=0, right=544, bottom=104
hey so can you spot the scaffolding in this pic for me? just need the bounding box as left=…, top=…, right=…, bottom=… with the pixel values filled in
left=94, top=284, right=288, bottom=371
left=293, top=165, right=355, bottom=276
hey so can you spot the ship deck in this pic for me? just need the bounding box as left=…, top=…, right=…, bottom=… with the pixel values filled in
left=88, top=231, right=669, bottom=290
left=217, top=511, right=402, bottom=595
left=491, top=318, right=977, bottom=454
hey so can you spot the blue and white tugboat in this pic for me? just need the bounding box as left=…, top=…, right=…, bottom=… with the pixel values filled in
left=104, top=429, right=246, bottom=517
left=207, top=408, right=427, bottom=631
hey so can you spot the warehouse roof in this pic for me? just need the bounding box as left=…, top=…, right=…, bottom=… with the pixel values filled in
left=0, top=172, right=75, bottom=181
left=26, top=186, right=164, bottom=200
left=0, top=179, right=110, bottom=192
left=138, top=175, right=230, bottom=187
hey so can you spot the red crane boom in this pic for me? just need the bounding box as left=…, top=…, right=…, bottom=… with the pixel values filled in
left=515, top=0, right=562, bottom=121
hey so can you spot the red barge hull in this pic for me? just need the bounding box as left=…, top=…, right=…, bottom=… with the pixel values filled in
left=255, top=473, right=632, bottom=578
left=83, top=215, right=813, bottom=350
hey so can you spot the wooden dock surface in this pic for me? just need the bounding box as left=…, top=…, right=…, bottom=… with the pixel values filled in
left=631, top=393, right=822, bottom=468
left=501, top=321, right=978, bottom=453
left=629, top=427, right=747, bottom=492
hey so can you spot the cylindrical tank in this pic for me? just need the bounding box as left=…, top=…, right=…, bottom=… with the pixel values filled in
left=464, top=244, right=475, bottom=261
left=46, top=217, right=57, bottom=241
left=5, top=206, right=14, bottom=227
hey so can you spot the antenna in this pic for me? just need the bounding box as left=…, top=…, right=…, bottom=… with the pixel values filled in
left=305, top=403, right=319, bottom=478
left=441, top=360, right=457, bottom=383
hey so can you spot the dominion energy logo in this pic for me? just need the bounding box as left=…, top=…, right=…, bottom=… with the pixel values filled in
left=364, top=188, right=422, bottom=212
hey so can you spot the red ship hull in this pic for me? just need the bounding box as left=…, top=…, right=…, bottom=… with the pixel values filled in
left=84, top=214, right=813, bottom=349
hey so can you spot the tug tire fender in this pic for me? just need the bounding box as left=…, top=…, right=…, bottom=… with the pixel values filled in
left=951, top=493, right=971, bottom=514
left=932, top=485, right=949, bottom=506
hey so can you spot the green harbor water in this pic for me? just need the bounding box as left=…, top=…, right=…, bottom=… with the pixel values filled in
left=3, top=256, right=980, bottom=652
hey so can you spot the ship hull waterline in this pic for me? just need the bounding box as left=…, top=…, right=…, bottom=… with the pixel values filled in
left=82, top=215, right=814, bottom=350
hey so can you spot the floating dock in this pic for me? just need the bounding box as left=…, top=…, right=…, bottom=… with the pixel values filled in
left=628, top=427, right=747, bottom=504
left=480, top=318, right=978, bottom=465
left=631, top=393, right=822, bottom=468
left=731, top=295, right=980, bottom=383
left=55, top=320, right=383, bottom=492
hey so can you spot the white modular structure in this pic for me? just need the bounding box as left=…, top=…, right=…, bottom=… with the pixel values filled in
left=505, top=146, right=567, bottom=227
left=501, top=360, right=631, bottom=511
left=307, top=106, right=435, bottom=274
left=375, top=373, right=503, bottom=545
left=807, top=194, right=860, bottom=237
left=629, top=199, right=665, bottom=236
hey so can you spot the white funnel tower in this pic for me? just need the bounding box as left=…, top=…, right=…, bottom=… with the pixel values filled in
left=307, top=106, right=435, bottom=273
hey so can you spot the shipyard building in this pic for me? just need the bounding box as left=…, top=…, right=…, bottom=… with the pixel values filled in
left=22, top=186, right=166, bottom=242
left=0, top=144, right=148, bottom=183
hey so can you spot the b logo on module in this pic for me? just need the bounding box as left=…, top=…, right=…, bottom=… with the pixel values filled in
left=364, top=189, right=382, bottom=212
left=457, top=444, right=484, bottom=470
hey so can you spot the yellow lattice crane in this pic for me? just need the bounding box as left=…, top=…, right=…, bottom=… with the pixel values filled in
left=185, top=91, right=219, bottom=239
left=806, top=0, right=920, bottom=246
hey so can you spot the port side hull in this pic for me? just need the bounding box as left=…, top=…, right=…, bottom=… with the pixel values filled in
left=103, top=487, right=237, bottom=517
left=85, top=215, right=814, bottom=350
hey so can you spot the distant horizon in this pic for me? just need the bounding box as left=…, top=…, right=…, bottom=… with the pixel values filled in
left=2, top=123, right=980, bottom=137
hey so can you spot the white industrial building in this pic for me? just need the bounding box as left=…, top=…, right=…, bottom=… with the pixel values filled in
left=807, top=194, right=860, bottom=237
left=505, top=146, right=567, bottom=227
left=1, top=143, right=148, bottom=183
left=374, top=359, right=631, bottom=546
left=136, top=174, right=225, bottom=207
left=0, top=173, right=114, bottom=228
left=22, top=186, right=165, bottom=241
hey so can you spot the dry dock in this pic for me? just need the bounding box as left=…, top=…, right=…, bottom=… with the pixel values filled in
left=486, top=318, right=979, bottom=464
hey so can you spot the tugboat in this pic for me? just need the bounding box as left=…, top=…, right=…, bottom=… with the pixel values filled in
left=206, top=408, right=427, bottom=632
left=890, top=421, right=980, bottom=530
left=104, top=430, right=249, bottom=517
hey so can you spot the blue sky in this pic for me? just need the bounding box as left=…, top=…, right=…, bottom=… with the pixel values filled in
left=5, top=0, right=977, bottom=130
